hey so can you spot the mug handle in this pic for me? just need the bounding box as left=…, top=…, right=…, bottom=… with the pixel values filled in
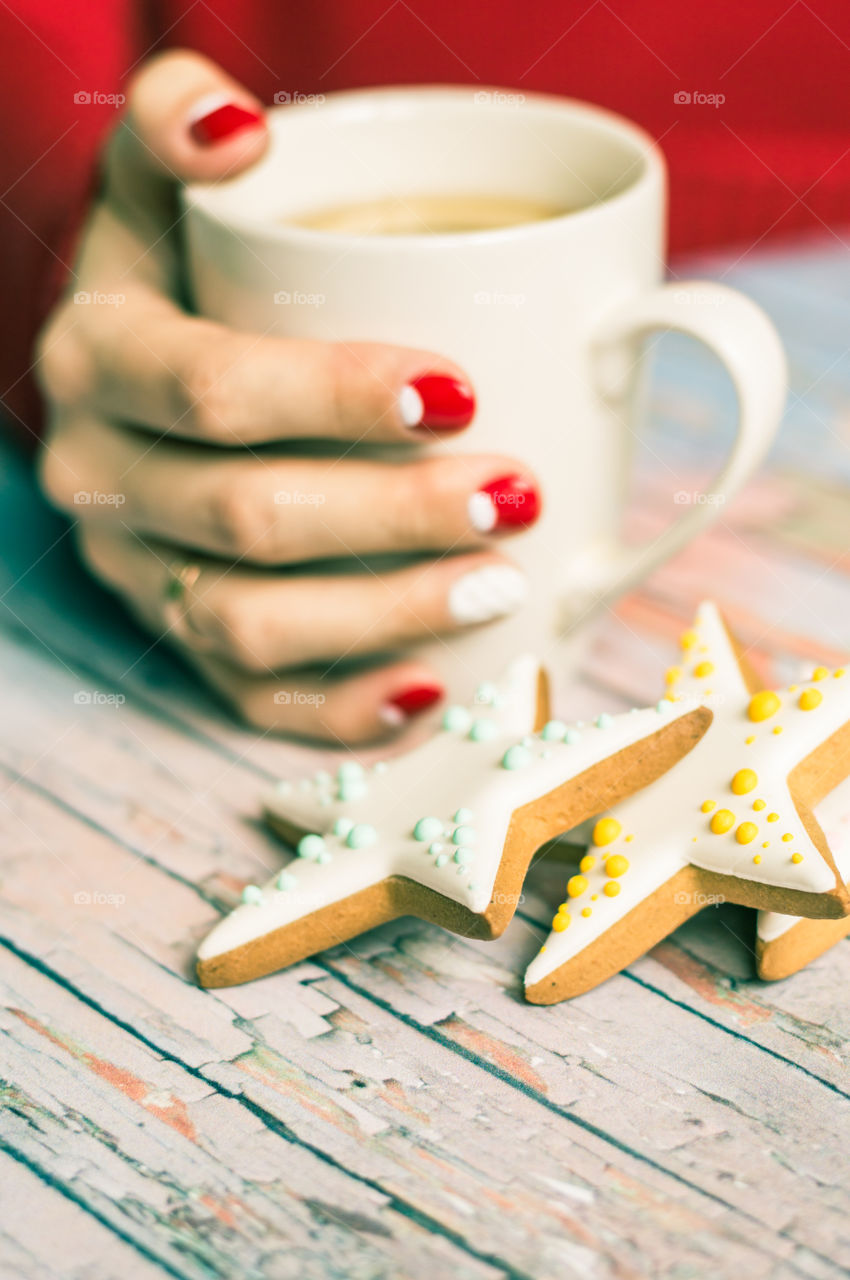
left=560, top=280, right=787, bottom=625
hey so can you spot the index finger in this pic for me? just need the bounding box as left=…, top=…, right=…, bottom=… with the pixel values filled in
left=47, top=286, right=476, bottom=444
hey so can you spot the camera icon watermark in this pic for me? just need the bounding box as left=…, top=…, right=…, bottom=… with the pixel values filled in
left=673, top=491, right=725, bottom=506
left=73, top=690, right=126, bottom=706
left=73, top=889, right=126, bottom=906
left=473, top=90, right=526, bottom=108
left=73, top=490, right=126, bottom=506
left=273, top=490, right=326, bottom=506
left=473, top=290, right=526, bottom=307
left=673, top=90, right=726, bottom=108
left=73, top=90, right=126, bottom=107
left=73, top=290, right=125, bottom=308
left=273, top=690, right=327, bottom=706
left=672, top=287, right=724, bottom=308
left=273, top=290, right=326, bottom=307
left=673, top=891, right=725, bottom=907
left=492, top=891, right=525, bottom=906
left=273, top=90, right=326, bottom=106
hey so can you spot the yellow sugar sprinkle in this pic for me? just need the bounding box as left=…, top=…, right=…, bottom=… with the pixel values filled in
left=735, top=822, right=758, bottom=845
left=692, top=836, right=698, bottom=842
left=753, top=854, right=762, bottom=864
left=772, top=726, right=784, bottom=735
left=812, top=666, right=829, bottom=681
left=603, top=881, right=621, bottom=897
left=540, top=945, right=547, bottom=952
left=753, top=799, right=766, bottom=811
left=731, top=768, right=758, bottom=795
left=567, top=875, right=588, bottom=898
left=710, top=809, right=735, bottom=835
left=604, top=854, right=630, bottom=878
left=579, top=854, right=597, bottom=873
left=665, top=666, right=682, bottom=685
left=591, top=894, right=599, bottom=901
left=791, top=853, right=804, bottom=864
left=762, top=842, right=770, bottom=848
left=581, top=907, right=592, bottom=918
left=767, top=813, right=779, bottom=823
left=835, top=669, right=845, bottom=678
left=745, top=735, right=756, bottom=745
left=593, top=817, right=622, bottom=846
left=781, top=833, right=793, bottom=842
left=680, top=629, right=698, bottom=650
left=748, top=690, right=781, bottom=722
left=552, top=913, right=570, bottom=932
left=694, top=660, right=714, bottom=678
left=788, top=684, right=798, bottom=692
left=701, top=799, right=716, bottom=813
left=799, top=688, right=823, bottom=711
left=624, top=834, right=634, bottom=843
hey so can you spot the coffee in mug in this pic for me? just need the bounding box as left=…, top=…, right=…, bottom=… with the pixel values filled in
left=287, top=192, right=567, bottom=235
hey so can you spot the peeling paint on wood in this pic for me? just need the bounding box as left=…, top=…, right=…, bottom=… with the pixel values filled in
left=2, top=240, right=850, bottom=1277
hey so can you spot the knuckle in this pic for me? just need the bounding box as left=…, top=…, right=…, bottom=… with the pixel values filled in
left=398, top=459, right=455, bottom=546
left=213, top=598, right=271, bottom=674
left=180, top=332, right=248, bottom=440
left=35, top=306, right=94, bottom=407
left=207, top=481, right=261, bottom=555
left=37, top=424, right=85, bottom=513
left=207, top=474, right=274, bottom=559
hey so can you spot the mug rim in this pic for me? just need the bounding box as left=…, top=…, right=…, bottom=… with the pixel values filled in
left=183, top=84, right=664, bottom=251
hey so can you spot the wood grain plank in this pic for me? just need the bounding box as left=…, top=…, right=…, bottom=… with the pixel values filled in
left=0, top=947, right=505, bottom=1280
left=0, top=771, right=846, bottom=1277
left=0, top=1148, right=169, bottom=1280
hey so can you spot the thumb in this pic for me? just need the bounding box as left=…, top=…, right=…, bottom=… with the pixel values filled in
left=106, top=49, right=268, bottom=201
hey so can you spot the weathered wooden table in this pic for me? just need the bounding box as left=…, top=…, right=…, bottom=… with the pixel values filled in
left=1, top=238, right=849, bottom=1280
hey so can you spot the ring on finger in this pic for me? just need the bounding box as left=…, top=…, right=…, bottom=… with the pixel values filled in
left=162, top=557, right=215, bottom=651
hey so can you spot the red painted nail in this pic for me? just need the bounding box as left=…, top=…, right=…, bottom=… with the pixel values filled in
left=400, top=373, right=476, bottom=431
left=469, top=474, right=542, bottom=532
left=381, top=683, right=444, bottom=726
left=189, top=100, right=264, bottom=145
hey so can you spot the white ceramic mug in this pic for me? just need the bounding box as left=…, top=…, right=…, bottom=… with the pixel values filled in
left=184, top=86, right=786, bottom=699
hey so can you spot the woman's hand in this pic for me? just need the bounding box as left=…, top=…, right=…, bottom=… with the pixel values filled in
left=35, top=51, right=540, bottom=743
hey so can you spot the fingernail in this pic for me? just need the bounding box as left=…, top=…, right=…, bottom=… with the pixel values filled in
left=468, top=474, right=541, bottom=533
left=448, top=565, right=527, bottom=625
left=379, top=683, right=444, bottom=726
left=399, top=373, right=475, bottom=432
left=188, top=94, right=264, bottom=145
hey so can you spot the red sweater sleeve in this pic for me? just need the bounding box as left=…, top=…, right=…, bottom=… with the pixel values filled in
left=4, top=0, right=850, bottom=444
left=0, top=0, right=147, bottom=442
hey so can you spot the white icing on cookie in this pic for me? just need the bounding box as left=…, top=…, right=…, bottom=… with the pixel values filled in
left=197, top=654, right=700, bottom=965
left=525, top=602, right=850, bottom=989
left=757, top=774, right=850, bottom=942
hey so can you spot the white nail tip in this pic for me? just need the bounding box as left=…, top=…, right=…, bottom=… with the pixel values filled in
left=186, top=91, right=233, bottom=126
left=398, top=384, right=425, bottom=428
left=468, top=491, right=498, bottom=533
left=448, top=566, right=527, bottom=625
left=378, top=703, right=406, bottom=728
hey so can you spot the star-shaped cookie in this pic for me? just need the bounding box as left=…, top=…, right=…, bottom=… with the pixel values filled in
left=197, top=654, right=711, bottom=988
left=525, top=602, right=850, bottom=1004
left=755, top=775, right=850, bottom=978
